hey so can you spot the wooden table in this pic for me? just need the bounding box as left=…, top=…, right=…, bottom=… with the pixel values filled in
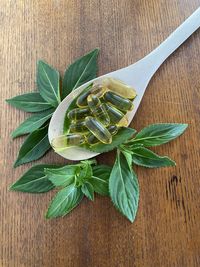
left=1, top=1, right=200, bottom=266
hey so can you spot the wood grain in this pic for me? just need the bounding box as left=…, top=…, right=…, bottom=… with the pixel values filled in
left=0, top=1, right=200, bottom=266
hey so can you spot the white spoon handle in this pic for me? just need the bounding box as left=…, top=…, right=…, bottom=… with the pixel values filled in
left=125, top=7, right=200, bottom=90
left=147, top=7, right=200, bottom=70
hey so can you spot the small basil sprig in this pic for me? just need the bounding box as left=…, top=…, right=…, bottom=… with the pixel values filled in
left=6, top=49, right=99, bottom=167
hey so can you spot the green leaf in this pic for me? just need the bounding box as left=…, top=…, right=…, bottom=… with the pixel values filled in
left=37, top=60, right=61, bottom=107
left=121, top=150, right=133, bottom=168
left=109, top=151, right=139, bottom=222
left=10, top=164, right=59, bottom=193
left=131, top=147, right=176, bottom=168
left=81, top=182, right=94, bottom=201
left=63, top=83, right=93, bottom=133
left=62, top=48, right=99, bottom=99
left=46, top=185, right=83, bottom=219
left=45, top=165, right=79, bottom=187
left=14, top=125, right=50, bottom=167
left=87, top=127, right=136, bottom=153
left=11, top=108, right=55, bottom=138
left=6, top=92, right=52, bottom=112
left=79, top=162, right=93, bottom=180
left=130, top=123, right=188, bottom=147
left=90, top=165, right=111, bottom=196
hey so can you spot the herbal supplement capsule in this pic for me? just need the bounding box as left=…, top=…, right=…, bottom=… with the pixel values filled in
left=87, top=95, right=110, bottom=126
left=67, top=107, right=90, bottom=121
left=102, top=77, right=137, bottom=99
left=104, top=91, right=134, bottom=111
left=86, top=125, right=118, bottom=145
left=86, top=133, right=99, bottom=145
left=108, top=125, right=118, bottom=135
left=105, top=103, right=125, bottom=124
left=90, top=84, right=107, bottom=98
left=69, top=121, right=87, bottom=133
left=76, top=91, right=91, bottom=107
left=85, top=116, right=112, bottom=144
left=117, top=115, right=129, bottom=127
left=51, top=134, right=85, bottom=151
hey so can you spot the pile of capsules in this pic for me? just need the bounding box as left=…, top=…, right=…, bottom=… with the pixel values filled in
left=52, top=78, right=136, bottom=151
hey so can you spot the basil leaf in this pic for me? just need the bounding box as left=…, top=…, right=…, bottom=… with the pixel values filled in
left=121, top=150, right=133, bottom=168
left=90, top=165, right=111, bottom=196
left=6, top=92, right=52, bottom=112
left=88, top=127, right=136, bottom=153
left=131, top=147, right=176, bottom=168
left=81, top=182, right=94, bottom=201
left=79, top=162, right=93, bottom=180
left=46, top=185, right=83, bottom=219
left=63, top=83, right=93, bottom=133
left=62, top=48, right=99, bottom=99
left=131, top=123, right=188, bottom=147
left=109, top=151, right=139, bottom=222
left=14, top=125, right=50, bottom=167
left=10, top=164, right=59, bottom=193
left=45, top=165, right=79, bottom=187
left=11, top=108, right=55, bottom=138
left=37, top=60, right=61, bottom=107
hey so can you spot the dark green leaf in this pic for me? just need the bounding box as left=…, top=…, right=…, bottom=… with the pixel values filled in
left=90, top=165, right=111, bottom=196
left=6, top=92, right=52, bottom=112
left=81, top=182, right=94, bottom=201
left=10, top=164, right=60, bottom=193
left=37, top=60, right=61, bottom=107
left=109, top=151, right=139, bottom=222
left=62, top=48, right=99, bottom=99
left=131, top=123, right=188, bottom=147
left=131, top=147, right=176, bottom=168
left=14, top=125, right=50, bottom=167
left=88, top=127, right=136, bottom=153
left=63, top=83, right=93, bottom=133
left=46, top=185, right=83, bottom=219
left=11, top=108, right=55, bottom=138
left=45, top=165, right=79, bottom=187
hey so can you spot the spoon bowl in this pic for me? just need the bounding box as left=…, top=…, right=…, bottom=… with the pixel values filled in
left=49, top=7, right=200, bottom=161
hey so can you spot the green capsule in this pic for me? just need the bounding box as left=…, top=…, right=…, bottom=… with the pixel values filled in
left=69, top=121, right=88, bottom=133
left=85, top=116, right=112, bottom=144
left=105, top=103, right=125, bottom=124
left=86, top=125, right=118, bottom=145
left=102, top=77, right=137, bottom=99
left=76, top=91, right=91, bottom=107
left=86, top=133, right=99, bottom=145
left=90, top=84, right=107, bottom=98
left=67, top=107, right=90, bottom=121
left=87, top=95, right=110, bottom=126
left=104, top=91, right=134, bottom=111
left=51, top=133, right=85, bottom=151
left=108, top=125, right=118, bottom=135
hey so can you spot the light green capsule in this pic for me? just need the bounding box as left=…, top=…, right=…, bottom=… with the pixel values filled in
left=86, top=125, right=118, bottom=145
left=51, top=133, right=85, bottom=151
left=104, top=91, right=134, bottom=111
left=86, top=133, right=99, bottom=145
left=76, top=91, right=91, bottom=107
left=67, top=107, right=90, bottom=121
left=90, top=84, right=107, bottom=98
left=76, top=84, right=107, bottom=107
left=105, top=103, right=125, bottom=124
left=85, top=116, right=112, bottom=144
left=108, top=125, right=118, bottom=135
left=87, top=95, right=110, bottom=126
left=102, top=77, right=137, bottom=99
left=69, top=121, right=88, bottom=133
